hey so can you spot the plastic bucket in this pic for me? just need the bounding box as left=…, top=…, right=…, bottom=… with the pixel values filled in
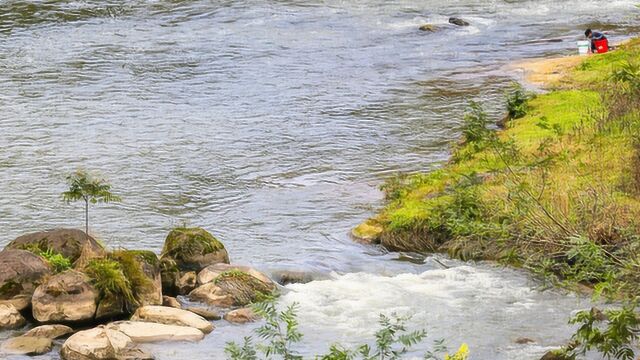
left=577, top=41, right=590, bottom=55
left=594, top=39, right=609, bottom=54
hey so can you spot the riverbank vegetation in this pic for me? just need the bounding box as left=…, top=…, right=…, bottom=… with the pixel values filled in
left=355, top=39, right=640, bottom=300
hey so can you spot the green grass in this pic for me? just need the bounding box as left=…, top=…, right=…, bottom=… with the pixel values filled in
left=357, top=39, right=640, bottom=300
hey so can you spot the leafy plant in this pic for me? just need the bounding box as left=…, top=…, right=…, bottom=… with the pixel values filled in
left=569, top=305, right=640, bottom=360
left=84, top=258, right=135, bottom=306
left=506, top=83, right=534, bottom=120
left=461, top=101, right=492, bottom=145
left=225, top=300, right=469, bottom=360
left=40, top=248, right=72, bottom=273
left=62, top=169, right=120, bottom=238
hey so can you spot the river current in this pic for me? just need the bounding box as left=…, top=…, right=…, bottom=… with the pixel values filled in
left=1, top=1, right=639, bottom=359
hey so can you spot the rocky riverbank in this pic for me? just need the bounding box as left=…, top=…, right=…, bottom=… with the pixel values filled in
left=0, top=227, right=278, bottom=358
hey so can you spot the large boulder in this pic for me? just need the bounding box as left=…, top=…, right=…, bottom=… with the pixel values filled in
left=189, top=270, right=276, bottom=308
left=24, top=324, right=74, bottom=339
left=60, top=326, right=153, bottom=360
left=160, top=227, right=229, bottom=272
left=197, top=264, right=275, bottom=288
left=2, top=336, right=53, bottom=356
left=0, top=303, right=26, bottom=330
left=6, top=228, right=105, bottom=263
left=32, top=270, right=98, bottom=323
left=131, top=305, right=213, bottom=334
left=107, top=321, right=204, bottom=343
left=0, top=249, right=52, bottom=310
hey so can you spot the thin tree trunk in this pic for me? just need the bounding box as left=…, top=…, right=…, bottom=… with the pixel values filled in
left=85, top=198, right=89, bottom=239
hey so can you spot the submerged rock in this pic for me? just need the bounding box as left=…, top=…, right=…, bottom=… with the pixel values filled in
left=190, top=270, right=276, bottom=308
left=224, top=308, right=258, bottom=324
left=131, top=305, right=213, bottom=334
left=61, top=326, right=153, bottom=360
left=107, top=321, right=204, bottom=343
left=24, top=324, right=74, bottom=339
left=6, top=228, right=105, bottom=263
left=32, top=270, right=98, bottom=323
left=449, top=17, right=470, bottom=26
left=0, top=249, right=52, bottom=310
left=2, top=336, right=53, bottom=356
left=0, top=303, right=26, bottom=330
left=160, top=227, right=229, bottom=272
left=271, top=270, right=316, bottom=286
left=540, top=350, right=572, bottom=360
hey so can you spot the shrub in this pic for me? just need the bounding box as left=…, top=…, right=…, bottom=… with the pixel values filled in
left=461, top=102, right=492, bottom=144
left=505, top=83, right=534, bottom=120
left=84, top=258, right=135, bottom=306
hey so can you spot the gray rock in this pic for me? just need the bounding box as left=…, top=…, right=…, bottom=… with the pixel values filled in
left=0, top=249, right=52, bottom=310
left=449, top=17, right=470, bottom=26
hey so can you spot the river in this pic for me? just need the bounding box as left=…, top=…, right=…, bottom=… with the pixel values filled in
left=0, top=1, right=638, bottom=359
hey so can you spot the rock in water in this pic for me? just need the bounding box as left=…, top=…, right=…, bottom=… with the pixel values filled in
left=418, top=24, right=436, bottom=32
left=32, top=270, right=98, bottom=323
left=24, top=324, right=74, bottom=339
left=160, top=227, right=229, bottom=272
left=224, top=308, right=258, bottom=324
left=2, top=336, right=53, bottom=356
left=0, top=303, right=26, bottom=330
left=271, top=270, right=316, bottom=285
left=0, top=249, right=52, bottom=310
left=61, top=326, right=153, bottom=360
left=197, top=263, right=275, bottom=288
left=185, top=307, right=221, bottom=320
left=176, top=271, right=197, bottom=295
left=449, top=17, right=470, bottom=26
left=6, top=228, right=105, bottom=263
left=110, top=250, right=162, bottom=306
left=107, top=321, right=205, bottom=343
left=131, top=305, right=214, bottom=334
left=190, top=270, right=276, bottom=308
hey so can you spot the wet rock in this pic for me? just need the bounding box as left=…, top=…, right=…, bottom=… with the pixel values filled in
left=190, top=270, right=276, bottom=308
left=107, top=321, right=204, bottom=343
left=185, top=307, right=221, bottom=321
left=224, top=308, right=258, bottom=324
left=418, top=24, right=437, bottom=32
left=515, top=337, right=535, bottom=344
left=540, top=350, right=572, bottom=360
left=0, top=249, right=52, bottom=310
left=24, top=324, right=74, bottom=339
left=449, top=17, right=470, bottom=26
left=177, top=271, right=197, bottom=295
left=351, top=220, right=382, bottom=245
left=2, top=336, right=53, bottom=356
left=0, top=303, right=26, bottom=330
left=160, top=227, right=229, bottom=272
left=32, top=270, right=98, bottom=323
left=61, top=326, right=153, bottom=360
left=131, top=305, right=214, bottom=334
left=162, top=296, right=181, bottom=309
left=6, top=228, right=105, bottom=263
left=160, top=258, right=180, bottom=296
left=197, top=264, right=275, bottom=288
left=95, top=293, right=126, bottom=320
left=271, top=270, right=315, bottom=286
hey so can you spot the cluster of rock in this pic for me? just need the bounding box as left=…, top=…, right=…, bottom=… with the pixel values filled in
left=0, top=227, right=277, bottom=359
left=418, top=17, right=471, bottom=32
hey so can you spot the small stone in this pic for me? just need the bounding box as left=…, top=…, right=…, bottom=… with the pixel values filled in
left=418, top=24, right=436, bottom=32
left=515, top=337, right=535, bottom=344
left=449, top=17, right=470, bottom=26
left=224, top=308, right=258, bottom=324
left=162, top=296, right=181, bottom=308
left=186, top=307, right=221, bottom=321
left=24, top=324, right=74, bottom=339
left=2, top=336, right=53, bottom=356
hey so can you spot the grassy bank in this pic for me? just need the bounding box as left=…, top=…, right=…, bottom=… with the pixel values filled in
left=355, top=39, right=640, bottom=300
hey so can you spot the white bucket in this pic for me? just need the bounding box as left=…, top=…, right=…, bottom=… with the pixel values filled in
left=577, top=41, right=590, bottom=55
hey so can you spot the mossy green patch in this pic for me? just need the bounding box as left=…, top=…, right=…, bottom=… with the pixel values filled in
left=162, top=227, right=225, bottom=261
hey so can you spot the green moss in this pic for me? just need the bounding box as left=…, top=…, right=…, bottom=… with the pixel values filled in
left=162, top=227, right=225, bottom=261
left=109, top=250, right=155, bottom=301
left=214, top=271, right=276, bottom=306
left=84, top=258, right=136, bottom=306
left=17, top=244, right=72, bottom=273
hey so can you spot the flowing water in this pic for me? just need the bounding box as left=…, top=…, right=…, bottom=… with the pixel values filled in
left=0, top=0, right=639, bottom=359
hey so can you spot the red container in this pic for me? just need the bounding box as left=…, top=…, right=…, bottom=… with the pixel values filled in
left=594, top=39, right=609, bottom=54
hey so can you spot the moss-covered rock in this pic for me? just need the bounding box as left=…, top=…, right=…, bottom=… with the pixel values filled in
left=351, top=219, right=383, bottom=245
left=0, top=249, right=52, bottom=310
left=6, top=228, right=105, bottom=263
left=189, top=270, right=276, bottom=308
left=159, top=258, right=180, bottom=296
left=161, top=227, right=229, bottom=272
left=110, top=250, right=161, bottom=307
